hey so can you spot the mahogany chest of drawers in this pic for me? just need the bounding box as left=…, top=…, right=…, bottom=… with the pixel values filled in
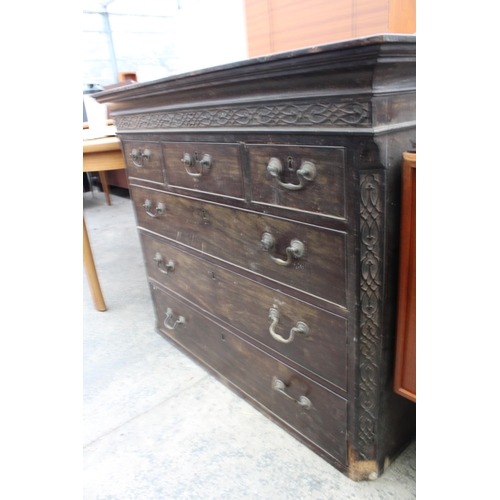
left=96, top=34, right=416, bottom=481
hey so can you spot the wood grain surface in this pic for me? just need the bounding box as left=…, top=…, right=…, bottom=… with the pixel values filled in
left=131, top=185, right=347, bottom=308
left=150, top=282, right=348, bottom=464
left=142, top=231, right=348, bottom=390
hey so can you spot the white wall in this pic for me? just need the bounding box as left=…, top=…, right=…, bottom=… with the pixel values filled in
left=172, top=0, right=248, bottom=74
left=83, top=0, right=248, bottom=86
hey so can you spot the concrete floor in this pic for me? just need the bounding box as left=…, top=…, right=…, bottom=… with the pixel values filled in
left=83, top=188, right=416, bottom=500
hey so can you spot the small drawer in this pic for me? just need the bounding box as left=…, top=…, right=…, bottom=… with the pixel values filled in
left=150, top=283, right=347, bottom=465
left=131, top=186, right=347, bottom=308
left=122, top=141, right=164, bottom=184
left=162, top=142, right=244, bottom=199
left=141, top=233, right=347, bottom=390
left=247, top=144, right=345, bottom=219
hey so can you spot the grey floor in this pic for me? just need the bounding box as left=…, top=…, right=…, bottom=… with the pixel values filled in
left=83, top=188, right=416, bottom=500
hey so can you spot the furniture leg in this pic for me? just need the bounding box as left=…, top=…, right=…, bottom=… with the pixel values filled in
left=98, top=171, right=111, bottom=205
left=83, top=217, right=107, bottom=311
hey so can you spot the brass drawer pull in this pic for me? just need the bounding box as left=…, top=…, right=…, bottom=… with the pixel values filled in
left=164, top=308, right=186, bottom=330
left=143, top=199, right=166, bottom=218
left=130, top=148, right=151, bottom=168
left=181, top=152, right=212, bottom=177
left=261, top=232, right=305, bottom=266
left=154, top=253, right=175, bottom=274
left=273, top=379, right=312, bottom=410
left=267, top=157, right=316, bottom=191
left=268, top=307, right=309, bottom=344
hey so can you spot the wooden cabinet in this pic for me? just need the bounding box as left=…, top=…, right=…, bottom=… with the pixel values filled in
left=394, top=151, right=416, bottom=402
left=96, top=34, right=416, bottom=481
left=244, top=0, right=416, bottom=57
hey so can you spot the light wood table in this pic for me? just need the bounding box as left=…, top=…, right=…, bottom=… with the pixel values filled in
left=83, top=133, right=125, bottom=311
left=83, top=135, right=125, bottom=205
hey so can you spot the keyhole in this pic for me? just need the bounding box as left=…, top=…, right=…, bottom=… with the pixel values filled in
left=287, top=156, right=294, bottom=171
left=221, top=333, right=226, bottom=341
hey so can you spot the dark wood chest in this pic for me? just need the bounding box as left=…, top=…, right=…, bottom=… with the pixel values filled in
left=96, top=34, right=416, bottom=481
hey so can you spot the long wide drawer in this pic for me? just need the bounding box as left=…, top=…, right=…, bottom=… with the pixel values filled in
left=141, top=232, right=347, bottom=390
left=149, top=282, right=348, bottom=464
left=131, top=185, right=347, bottom=308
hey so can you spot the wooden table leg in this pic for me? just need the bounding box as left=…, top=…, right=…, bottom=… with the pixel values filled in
left=83, top=218, right=107, bottom=311
left=98, top=171, right=111, bottom=205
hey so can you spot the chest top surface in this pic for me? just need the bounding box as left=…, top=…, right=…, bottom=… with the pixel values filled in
left=95, top=34, right=416, bottom=137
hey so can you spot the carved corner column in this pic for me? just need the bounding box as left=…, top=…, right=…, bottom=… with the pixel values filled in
left=352, top=171, right=385, bottom=477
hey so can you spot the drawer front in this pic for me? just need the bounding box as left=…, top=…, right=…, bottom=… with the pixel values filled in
left=162, top=142, right=244, bottom=199
left=142, top=233, right=347, bottom=390
left=247, top=144, right=345, bottom=219
left=122, top=141, right=164, bottom=184
left=150, top=283, right=347, bottom=464
left=131, top=186, right=347, bottom=308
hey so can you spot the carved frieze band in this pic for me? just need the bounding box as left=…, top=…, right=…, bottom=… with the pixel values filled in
left=114, top=100, right=371, bottom=130
left=357, top=172, right=383, bottom=460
